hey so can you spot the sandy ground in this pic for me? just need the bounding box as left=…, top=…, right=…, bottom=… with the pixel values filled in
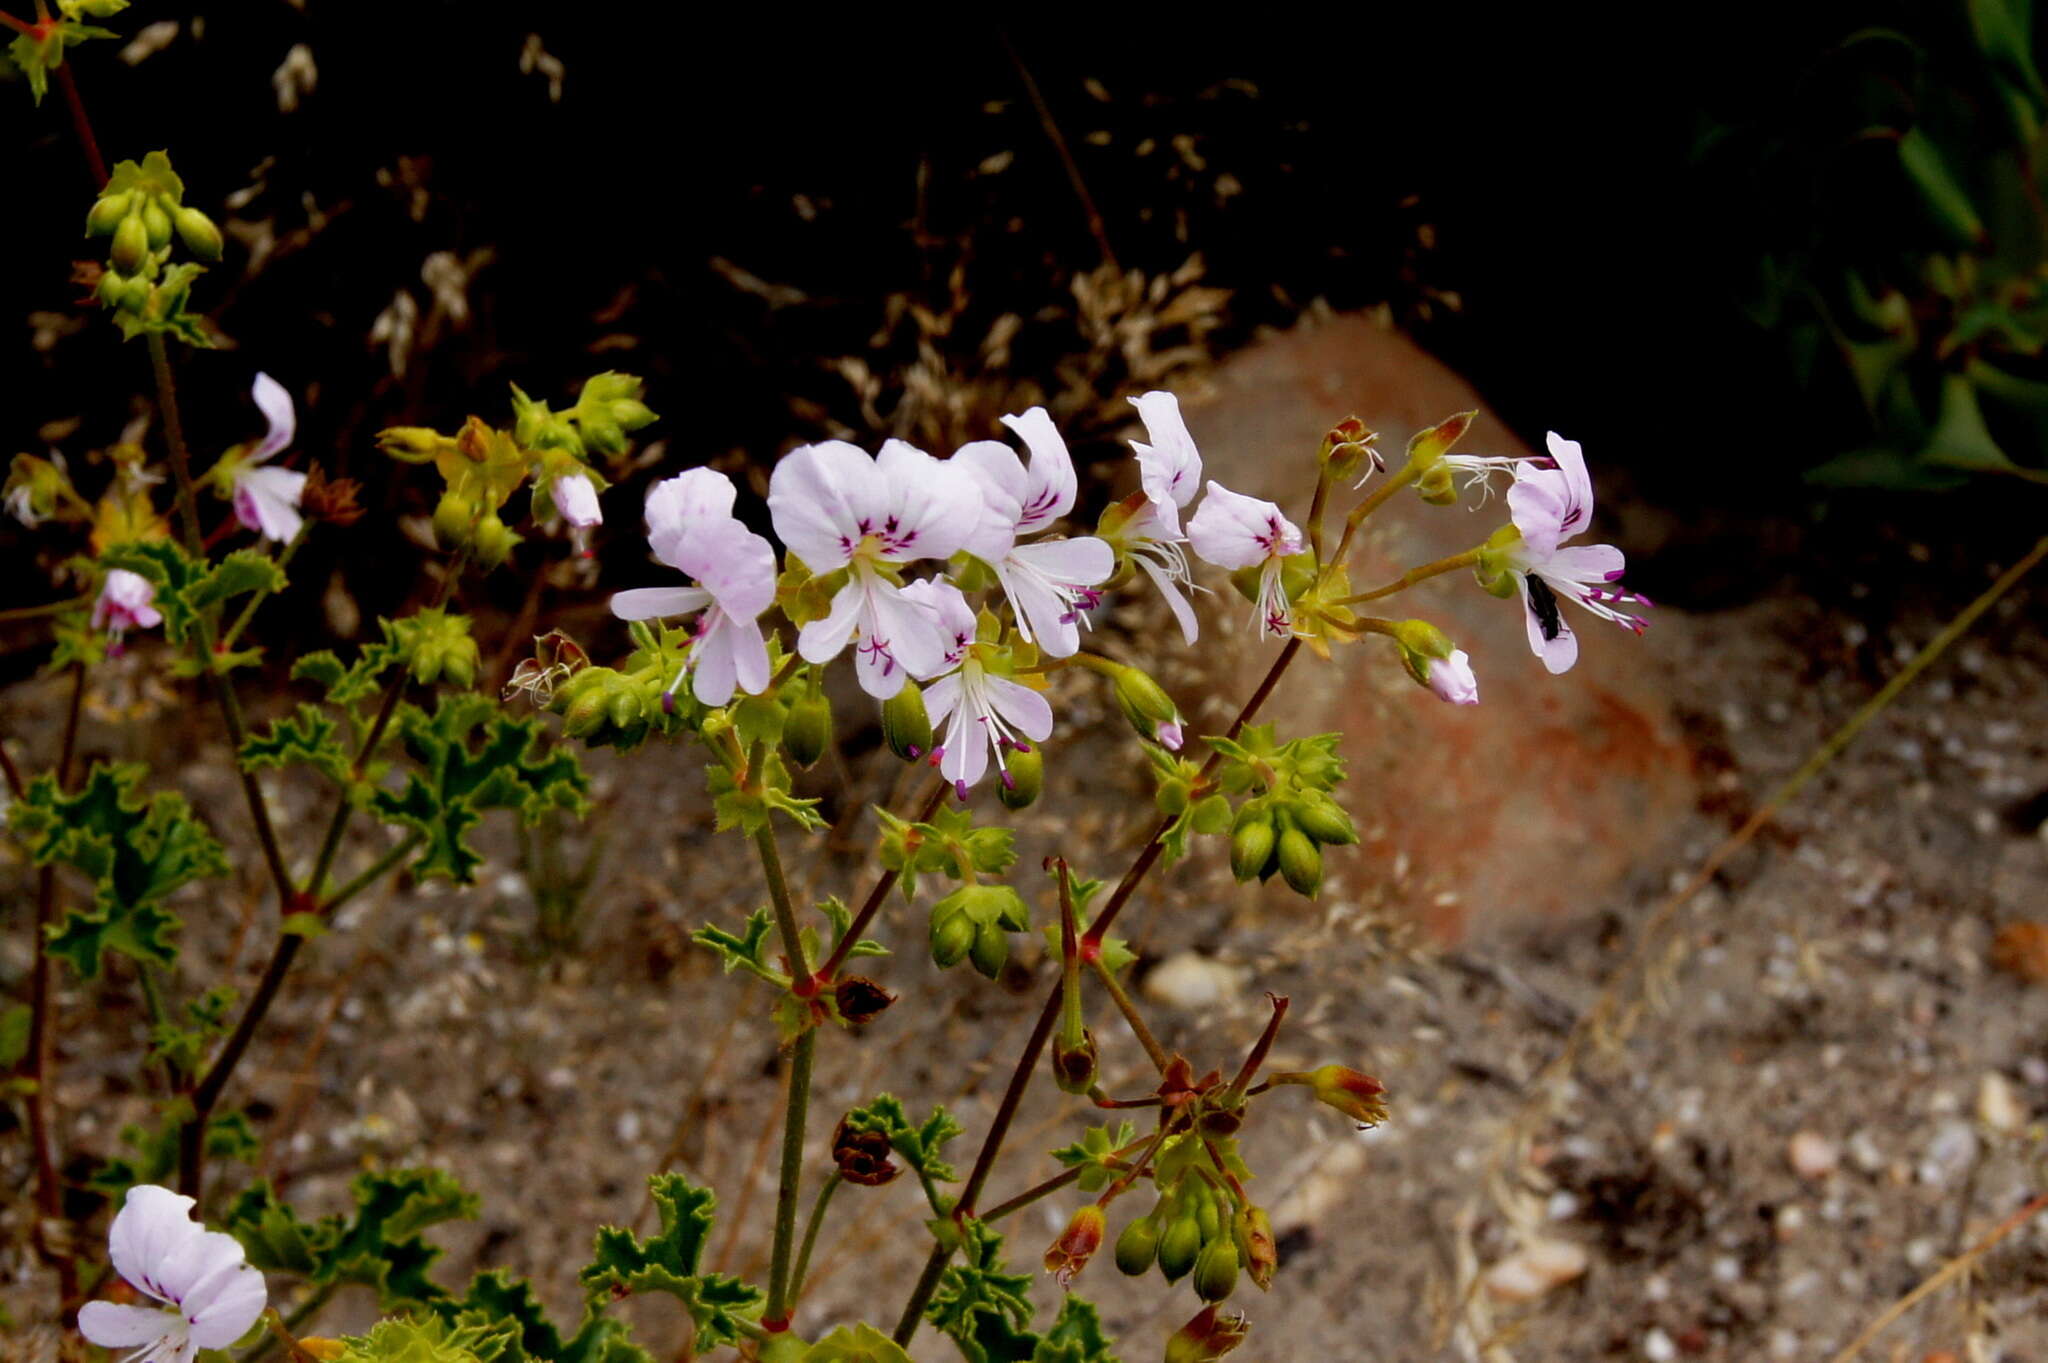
left=5, top=371, right=2048, bottom=1362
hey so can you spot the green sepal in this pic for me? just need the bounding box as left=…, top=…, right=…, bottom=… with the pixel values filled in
left=707, top=751, right=823, bottom=834
left=1050, top=1121, right=1138, bottom=1193
left=578, top=1174, right=763, bottom=1350
left=12, top=762, right=226, bottom=977
left=840, top=1094, right=964, bottom=1185
left=369, top=694, right=589, bottom=884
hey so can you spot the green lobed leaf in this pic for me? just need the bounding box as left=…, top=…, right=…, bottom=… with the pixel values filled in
left=370, top=694, right=590, bottom=884
left=1031, top=1297, right=1121, bottom=1363
left=1049, top=1122, right=1138, bottom=1193
left=241, top=703, right=353, bottom=783
left=925, top=1221, right=1038, bottom=1363
left=578, top=1173, right=763, bottom=1350
left=841, top=1094, right=964, bottom=1184
left=12, top=762, right=226, bottom=978
left=692, top=908, right=781, bottom=983
left=226, top=1169, right=479, bottom=1308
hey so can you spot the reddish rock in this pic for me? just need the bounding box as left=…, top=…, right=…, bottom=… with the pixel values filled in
left=1171, top=315, right=1697, bottom=941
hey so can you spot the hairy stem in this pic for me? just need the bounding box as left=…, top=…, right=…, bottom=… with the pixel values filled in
left=1337, top=546, right=1486, bottom=606
left=23, top=663, right=87, bottom=1311
left=811, top=779, right=945, bottom=985
left=787, top=1172, right=842, bottom=1307
left=1326, top=462, right=1422, bottom=572
left=751, top=821, right=815, bottom=1328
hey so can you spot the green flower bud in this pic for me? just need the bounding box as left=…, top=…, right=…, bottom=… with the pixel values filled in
left=1229, top=812, right=1277, bottom=883
left=783, top=685, right=833, bottom=768
left=881, top=681, right=933, bottom=762
left=432, top=492, right=476, bottom=549
left=1193, top=1183, right=1221, bottom=1242
left=1276, top=823, right=1323, bottom=898
left=579, top=414, right=626, bottom=459
left=1193, top=1236, right=1241, bottom=1303
left=558, top=669, right=624, bottom=739
left=110, top=213, right=150, bottom=274
left=1290, top=792, right=1357, bottom=846
left=86, top=192, right=131, bottom=236
left=1114, top=1214, right=1160, bottom=1276
left=1157, top=1208, right=1204, bottom=1283
left=969, top=919, right=1011, bottom=979
left=173, top=205, right=223, bottom=261
left=117, top=274, right=152, bottom=314
left=930, top=908, right=975, bottom=969
left=609, top=398, right=657, bottom=430
left=996, top=743, right=1042, bottom=810
left=472, top=514, right=520, bottom=568
left=1110, top=662, right=1185, bottom=751
left=140, top=198, right=173, bottom=251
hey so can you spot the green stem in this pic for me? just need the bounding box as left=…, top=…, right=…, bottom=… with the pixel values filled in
left=322, top=834, right=421, bottom=917
left=751, top=821, right=815, bottom=1328
left=0, top=595, right=91, bottom=624
left=220, top=533, right=302, bottom=652
left=811, top=779, right=945, bottom=985
left=1326, top=460, right=1422, bottom=573
left=239, top=1281, right=338, bottom=1363
left=1337, top=546, right=1485, bottom=606
left=788, top=1172, right=842, bottom=1306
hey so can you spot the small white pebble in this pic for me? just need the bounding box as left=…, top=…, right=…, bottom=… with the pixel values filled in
left=1789, top=1131, right=1838, bottom=1180
left=1643, top=1328, right=1676, bottom=1362
left=1712, top=1255, right=1741, bottom=1284
left=1905, top=1236, right=1940, bottom=1270
left=1643, top=1273, right=1670, bottom=1303
left=1977, top=1072, right=2027, bottom=1132
left=1847, top=1130, right=1885, bottom=1174
left=1483, top=1239, right=1590, bottom=1303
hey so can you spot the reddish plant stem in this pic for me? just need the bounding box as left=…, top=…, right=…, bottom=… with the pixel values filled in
left=0, top=9, right=33, bottom=35
left=24, top=663, right=87, bottom=1312
left=810, top=779, right=945, bottom=986
left=893, top=638, right=1305, bottom=1344
left=56, top=61, right=108, bottom=188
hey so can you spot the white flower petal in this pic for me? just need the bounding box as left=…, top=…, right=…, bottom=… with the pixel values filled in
left=767, top=440, right=877, bottom=571
left=109, top=1186, right=202, bottom=1303
left=1128, top=390, right=1202, bottom=510
left=251, top=373, right=295, bottom=462
left=875, top=440, right=980, bottom=562
left=1134, top=554, right=1200, bottom=645
left=552, top=474, right=602, bottom=528
left=609, top=586, right=712, bottom=621
left=663, top=519, right=779, bottom=620
left=235, top=466, right=306, bottom=543
left=645, top=468, right=737, bottom=538
left=1519, top=575, right=1579, bottom=674
left=80, top=1301, right=177, bottom=1347
left=924, top=673, right=963, bottom=726
left=938, top=706, right=988, bottom=789
left=797, top=581, right=863, bottom=665
left=184, top=1262, right=266, bottom=1348
left=982, top=675, right=1054, bottom=742
left=1185, top=482, right=1300, bottom=570
left=997, top=406, right=1077, bottom=530
left=1537, top=543, right=1625, bottom=586
left=151, top=1229, right=249, bottom=1308
left=865, top=577, right=947, bottom=680
left=1008, top=536, right=1113, bottom=586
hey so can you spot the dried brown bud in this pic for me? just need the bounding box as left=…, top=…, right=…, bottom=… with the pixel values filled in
left=830, top=1118, right=900, bottom=1187
left=832, top=975, right=896, bottom=1027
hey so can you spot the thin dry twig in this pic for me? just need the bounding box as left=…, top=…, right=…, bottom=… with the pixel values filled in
left=1826, top=1190, right=2048, bottom=1363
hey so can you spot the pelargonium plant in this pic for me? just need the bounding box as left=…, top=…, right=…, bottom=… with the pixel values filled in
left=2, top=12, right=1646, bottom=1363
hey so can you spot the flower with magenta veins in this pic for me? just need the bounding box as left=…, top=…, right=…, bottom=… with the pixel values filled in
left=767, top=438, right=980, bottom=698
left=954, top=408, right=1114, bottom=659
left=227, top=373, right=307, bottom=543
left=1101, top=390, right=1207, bottom=644
left=1494, top=432, right=1650, bottom=674
left=78, top=1184, right=267, bottom=1363
left=902, top=577, right=1054, bottom=799
left=1185, top=481, right=1304, bottom=639
left=610, top=468, right=777, bottom=707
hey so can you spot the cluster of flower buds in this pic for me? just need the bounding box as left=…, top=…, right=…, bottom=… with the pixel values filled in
left=391, top=607, right=481, bottom=689
left=928, top=882, right=1032, bottom=978
left=1211, top=727, right=1352, bottom=898
left=84, top=152, right=220, bottom=340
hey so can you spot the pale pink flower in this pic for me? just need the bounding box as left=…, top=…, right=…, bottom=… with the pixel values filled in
left=611, top=468, right=777, bottom=707
left=1504, top=433, right=1649, bottom=674
left=1185, top=481, right=1303, bottom=639
left=1117, top=391, right=1205, bottom=644
left=551, top=472, right=602, bottom=556
left=92, top=568, right=162, bottom=653
left=955, top=409, right=1113, bottom=659
left=232, top=373, right=306, bottom=543
left=768, top=439, right=980, bottom=697
left=1426, top=649, right=1479, bottom=705
left=78, top=1184, right=267, bottom=1363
